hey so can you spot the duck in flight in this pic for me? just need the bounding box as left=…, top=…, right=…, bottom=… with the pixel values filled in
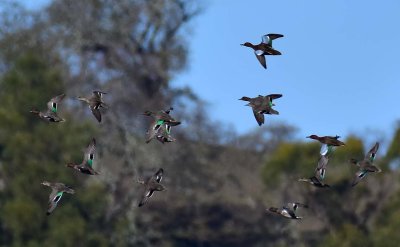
left=239, top=94, right=282, bottom=126
left=30, top=94, right=66, bottom=122
left=241, top=33, right=283, bottom=69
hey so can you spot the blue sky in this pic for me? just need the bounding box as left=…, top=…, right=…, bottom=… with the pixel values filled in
left=172, top=0, right=400, bottom=143
left=17, top=0, right=400, bottom=143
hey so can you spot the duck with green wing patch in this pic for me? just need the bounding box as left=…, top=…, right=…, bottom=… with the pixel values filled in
left=66, top=138, right=99, bottom=175
left=350, top=142, right=381, bottom=187
left=30, top=94, right=66, bottom=122
left=41, top=181, right=74, bottom=215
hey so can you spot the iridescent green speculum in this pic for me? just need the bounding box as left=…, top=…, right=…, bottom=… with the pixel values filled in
left=156, top=120, right=164, bottom=125
left=87, top=159, right=93, bottom=167
left=269, top=101, right=273, bottom=107
left=52, top=106, right=57, bottom=113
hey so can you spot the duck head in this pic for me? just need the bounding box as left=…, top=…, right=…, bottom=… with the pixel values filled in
left=41, top=181, right=51, bottom=186
left=307, top=135, right=318, bottom=140
left=268, top=207, right=279, bottom=213
left=241, top=42, right=254, bottom=48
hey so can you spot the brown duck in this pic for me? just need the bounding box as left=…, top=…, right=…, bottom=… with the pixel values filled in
left=77, top=91, right=108, bottom=122
left=239, top=94, right=282, bottom=126
left=241, top=33, right=283, bottom=69
left=137, top=168, right=166, bottom=207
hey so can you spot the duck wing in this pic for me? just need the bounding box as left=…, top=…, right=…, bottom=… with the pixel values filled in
left=365, top=142, right=379, bottom=161
left=82, top=138, right=96, bottom=168
left=252, top=109, right=265, bottom=126
left=47, top=188, right=62, bottom=215
left=352, top=169, right=368, bottom=187
left=47, top=94, right=65, bottom=113
left=90, top=106, right=102, bottom=122
left=255, top=53, right=267, bottom=69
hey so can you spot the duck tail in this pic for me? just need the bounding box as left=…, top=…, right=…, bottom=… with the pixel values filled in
left=30, top=109, right=40, bottom=115
left=66, top=163, right=77, bottom=168
left=269, top=109, right=279, bottom=115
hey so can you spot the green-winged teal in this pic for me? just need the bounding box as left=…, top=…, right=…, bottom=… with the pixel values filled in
left=146, top=122, right=175, bottom=144
left=298, top=176, right=330, bottom=188
left=77, top=91, right=108, bottom=123
left=144, top=107, right=180, bottom=143
left=239, top=94, right=282, bottom=126
left=66, top=138, right=99, bottom=175
left=350, top=142, right=381, bottom=187
left=143, top=107, right=181, bottom=127
left=30, top=94, right=66, bottom=122
left=41, top=181, right=74, bottom=215
left=241, top=33, right=283, bottom=69
left=307, top=135, right=345, bottom=147
left=137, top=168, right=166, bottom=207
left=267, top=202, right=308, bottom=219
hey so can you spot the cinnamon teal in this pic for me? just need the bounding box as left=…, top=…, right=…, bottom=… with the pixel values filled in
left=239, top=94, right=282, bottom=126
left=137, top=168, right=166, bottom=207
left=350, top=142, right=381, bottom=187
left=267, top=202, right=308, bottom=219
left=30, top=94, right=66, bottom=122
left=77, top=91, right=108, bottom=123
left=66, top=138, right=100, bottom=175
left=41, top=181, right=74, bottom=215
left=241, top=33, right=283, bottom=69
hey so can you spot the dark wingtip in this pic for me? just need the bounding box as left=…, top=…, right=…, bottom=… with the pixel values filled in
left=46, top=212, right=51, bottom=216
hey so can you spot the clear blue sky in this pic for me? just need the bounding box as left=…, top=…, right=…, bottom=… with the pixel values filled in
left=18, top=0, right=400, bottom=142
left=172, top=0, right=400, bottom=142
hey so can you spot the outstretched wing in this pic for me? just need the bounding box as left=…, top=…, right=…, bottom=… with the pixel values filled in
left=352, top=170, right=368, bottom=187
left=90, top=106, right=102, bottom=122
left=315, top=155, right=329, bottom=180
left=92, top=91, right=106, bottom=100
left=138, top=188, right=154, bottom=207
left=47, top=94, right=65, bottom=113
left=255, top=53, right=266, bottom=69
left=365, top=142, right=379, bottom=161
left=47, top=188, right=62, bottom=215
left=151, top=168, right=164, bottom=183
left=252, top=109, right=265, bottom=126
left=83, top=138, right=96, bottom=167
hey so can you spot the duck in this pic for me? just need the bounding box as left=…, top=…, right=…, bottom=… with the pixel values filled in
left=239, top=94, right=282, bottom=126
left=350, top=142, right=381, bottom=187
left=143, top=107, right=181, bottom=127
left=66, top=138, right=100, bottom=175
left=41, top=181, right=74, bottom=215
left=137, top=168, right=166, bottom=207
left=307, top=135, right=345, bottom=147
left=241, top=33, right=283, bottom=69
left=146, top=122, right=176, bottom=144
left=267, top=202, right=308, bottom=219
left=298, top=176, right=330, bottom=188
left=77, top=91, right=108, bottom=123
left=30, top=94, right=66, bottom=122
